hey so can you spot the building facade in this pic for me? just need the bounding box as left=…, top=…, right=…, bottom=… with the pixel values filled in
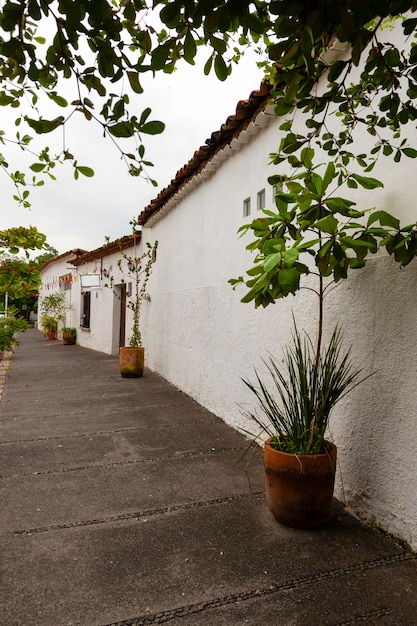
left=40, top=74, right=417, bottom=550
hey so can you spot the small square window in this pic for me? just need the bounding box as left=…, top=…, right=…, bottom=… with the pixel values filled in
left=257, top=189, right=265, bottom=211
left=243, top=197, right=251, bottom=217
left=272, top=183, right=283, bottom=202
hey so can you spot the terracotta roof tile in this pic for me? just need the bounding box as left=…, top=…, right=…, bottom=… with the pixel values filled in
left=70, top=234, right=140, bottom=266
left=39, top=248, right=86, bottom=272
left=138, top=81, right=272, bottom=226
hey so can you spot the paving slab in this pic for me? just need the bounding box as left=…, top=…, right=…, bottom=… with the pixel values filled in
left=0, top=329, right=416, bottom=626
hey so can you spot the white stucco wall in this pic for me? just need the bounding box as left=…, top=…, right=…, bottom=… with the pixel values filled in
left=38, top=23, right=417, bottom=550
left=40, top=243, right=149, bottom=355
left=39, top=254, right=78, bottom=332
left=141, top=108, right=417, bottom=550
left=74, top=244, right=148, bottom=356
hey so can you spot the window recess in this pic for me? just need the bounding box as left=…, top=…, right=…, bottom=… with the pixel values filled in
left=243, top=197, right=251, bottom=217
left=257, top=189, right=265, bottom=211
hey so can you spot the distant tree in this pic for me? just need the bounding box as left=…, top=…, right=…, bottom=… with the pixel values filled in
left=34, top=246, right=59, bottom=268
left=0, top=226, right=47, bottom=301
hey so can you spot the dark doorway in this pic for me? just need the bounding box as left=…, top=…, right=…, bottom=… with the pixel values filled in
left=119, top=286, right=126, bottom=347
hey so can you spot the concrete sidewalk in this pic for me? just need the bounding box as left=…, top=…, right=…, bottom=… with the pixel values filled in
left=0, top=329, right=416, bottom=626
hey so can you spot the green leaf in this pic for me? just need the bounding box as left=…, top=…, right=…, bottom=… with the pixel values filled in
left=402, top=147, right=417, bottom=158
left=25, top=116, right=65, bottom=134
left=246, top=265, right=263, bottom=277
left=29, top=163, right=46, bottom=172
left=249, top=218, right=271, bottom=232
left=300, top=147, right=314, bottom=169
left=47, top=92, right=68, bottom=107
left=367, top=210, right=400, bottom=230
left=263, top=252, right=282, bottom=272
left=240, top=289, right=257, bottom=305
left=402, top=17, right=417, bottom=35
left=140, top=121, right=165, bottom=135
left=277, top=267, right=300, bottom=290
left=210, top=35, right=227, bottom=55
left=127, top=71, right=143, bottom=94
left=348, top=259, right=367, bottom=269
left=297, top=238, right=322, bottom=250
left=324, top=197, right=356, bottom=214
left=184, top=31, right=197, bottom=63
left=321, top=161, right=336, bottom=194
left=203, top=55, right=213, bottom=75
left=340, top=236, right=376, bottom=250
left=108, top=122, right=134, bottom=138
left=139, top=108, right=151, bottom=125
left=151, top=44, right=171, bottom=71
left=315, top=214, right=338, bottom=235
left=282, top=248, right=299, bottom=266
left=77, top=166, right=94, bottom=178
left=351, top=173, right=383, bottom=189
left=367, top=227, right=389, bottom=236
left=159, top=2, right=179, bottom=26
left=214, top=54, right=228, bottom=81
left=318, top=239, right=333, bottom=259
left=274, top=99, right=294, bottom=116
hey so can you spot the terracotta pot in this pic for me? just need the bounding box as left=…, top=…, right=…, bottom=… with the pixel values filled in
left=264, top=438, right=337, bottom=528
left=119, top=346, right=144, bottom=378
left=46, top=330, right=56, bottom=341
left=62, top=332, right=76, bottom=345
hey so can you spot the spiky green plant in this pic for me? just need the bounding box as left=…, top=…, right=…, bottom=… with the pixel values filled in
left=242, top=324, right=367, bottom=455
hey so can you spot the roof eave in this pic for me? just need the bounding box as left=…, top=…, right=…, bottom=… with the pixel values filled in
left=138, top=81, right=273, bottom=227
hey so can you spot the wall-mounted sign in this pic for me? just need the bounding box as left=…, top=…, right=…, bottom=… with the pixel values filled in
left=80, top=274, right=100, bottom=288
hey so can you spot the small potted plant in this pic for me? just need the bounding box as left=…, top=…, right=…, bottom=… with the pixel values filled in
left=61, top=327, right=76, bottom=345
left=106, top=219, right=158, bottom=378
left=40, top=315, right=58, bottom=340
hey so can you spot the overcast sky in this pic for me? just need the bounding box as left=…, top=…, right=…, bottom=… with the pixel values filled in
left=1, top=51, right=264, bottom=255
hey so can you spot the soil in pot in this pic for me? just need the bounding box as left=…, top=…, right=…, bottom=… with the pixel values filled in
left=264, top=438, right=337, bottom=529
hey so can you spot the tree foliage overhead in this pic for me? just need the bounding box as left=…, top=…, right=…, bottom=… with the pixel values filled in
left=2, top=1, right=417, bottom=296
left=0, top=2, right=416, bottom=185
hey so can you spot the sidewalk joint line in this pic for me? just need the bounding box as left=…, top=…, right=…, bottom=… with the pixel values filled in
left=1, top=446, right=247, bottom=479
left=0, top=420, right=221, bottom=446
left=102, top=555, right=413, bottom=625
left=13, top=492, right=263, bottom=535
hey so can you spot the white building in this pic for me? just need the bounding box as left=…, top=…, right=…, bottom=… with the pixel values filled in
left=40, top=236, right=145, bottom=355
left=41, top=77, right=417, bottom=551
left=137, top=81, right=417, bottom=551
left=39, top=249, right=85, bottom=331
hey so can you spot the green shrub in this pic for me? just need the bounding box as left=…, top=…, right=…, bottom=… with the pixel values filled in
left=0, top=316, right=29, bottom=353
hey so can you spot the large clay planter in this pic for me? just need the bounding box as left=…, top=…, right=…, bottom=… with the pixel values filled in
left=264, top=438, right=337, bottom=528
left=119, top=346, right=144, bottom=378
left=46, top=330, right=56, bottom=340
